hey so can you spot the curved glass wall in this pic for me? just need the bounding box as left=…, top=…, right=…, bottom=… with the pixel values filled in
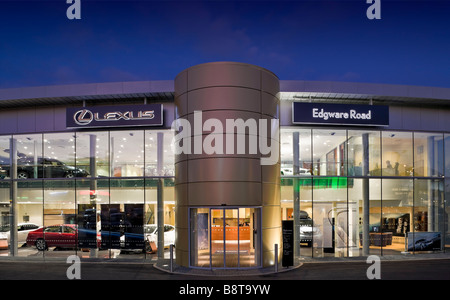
left=281, top=128, right=449, bottom=259
left=0, top=130, right=175, bottom=260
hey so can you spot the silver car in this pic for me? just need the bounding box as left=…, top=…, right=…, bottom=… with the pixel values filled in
left=0, top=223, right=42, bottom=248
left=120, top=224, right=175, bottom=253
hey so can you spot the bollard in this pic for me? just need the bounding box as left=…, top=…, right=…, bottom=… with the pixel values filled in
left=274, top=244, right=278, bottom=273
left=170, top=244, right=174, bottom=273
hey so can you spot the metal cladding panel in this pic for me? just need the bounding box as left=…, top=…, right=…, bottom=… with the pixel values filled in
left=35, top=107, right=56, bottom=132
left=187, top=182, right=262, bottom=206
left=401, top=107, right=422, bottom=130
left=17, top=109, right=36, bottom=133
left=261, top=92, right=279, bottom=118
left=261, top=71, right=280, bottom=96
left=186, top=87, right=261, bottom=116
left=187, top=157, right=262, bottom=183
left=0, top=110, right=18, bottom=134
left=419, top=107, right=440, bottom=131
left=186, top=62, right=262, bottom=91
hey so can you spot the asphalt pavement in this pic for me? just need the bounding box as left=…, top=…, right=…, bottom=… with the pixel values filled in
left=0, top=255, right=448, bottom=281
left=0, top=256, right=447, bottom=299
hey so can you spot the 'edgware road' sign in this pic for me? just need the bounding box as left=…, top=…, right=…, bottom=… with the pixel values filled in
left=292, top=102, right=389, bottom=126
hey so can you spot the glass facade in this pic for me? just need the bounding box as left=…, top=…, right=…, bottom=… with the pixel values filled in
left=0, top=127, right=449, bottom=261
left=0, top=130, right=175, bottom=260
left=280, top=128, right=449, bottom=259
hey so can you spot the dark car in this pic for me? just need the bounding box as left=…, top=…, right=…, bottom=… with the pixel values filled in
left=298, top=211, right=322, bottom=247
left=0, top=156, right=89, bottom=179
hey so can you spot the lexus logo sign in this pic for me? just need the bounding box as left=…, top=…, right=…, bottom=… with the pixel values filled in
left=67, top=104, right=163, bottom=128
left=73, top=109, right=94, bottom=126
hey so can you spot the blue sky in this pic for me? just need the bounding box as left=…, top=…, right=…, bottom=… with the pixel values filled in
left=1, top=0, right=450, bottom=89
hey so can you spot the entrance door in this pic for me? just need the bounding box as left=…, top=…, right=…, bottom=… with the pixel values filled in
left=190, top=207, right=261, bottom=268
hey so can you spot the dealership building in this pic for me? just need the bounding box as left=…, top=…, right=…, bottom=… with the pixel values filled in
left=0, top=62, right=449, bottom=270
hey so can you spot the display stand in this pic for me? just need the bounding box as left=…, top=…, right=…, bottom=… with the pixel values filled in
left=401, top=233, right=410, bottom=254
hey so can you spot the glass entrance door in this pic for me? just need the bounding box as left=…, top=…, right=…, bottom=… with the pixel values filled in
left=211, top=208, right=225, bottom=267
left=190, top=207, right=261, bottom=269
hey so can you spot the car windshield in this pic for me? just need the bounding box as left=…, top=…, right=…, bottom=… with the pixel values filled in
left=299, top=218, right=314, bottom=227
left=144, top=225, right=157, bottom=234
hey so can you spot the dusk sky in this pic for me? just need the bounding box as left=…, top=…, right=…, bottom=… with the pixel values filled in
left=1, top=0, right=449, bottom=89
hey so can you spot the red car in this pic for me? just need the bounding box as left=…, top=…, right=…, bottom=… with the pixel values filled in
left=26, top=224, right=78, bottom=251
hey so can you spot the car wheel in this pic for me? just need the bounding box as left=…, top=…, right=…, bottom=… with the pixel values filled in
left=17, top=171, right=29, bottom=179
left=65, top=172, right=74, bottom=178
left=35, top=238, right=47, bottom=251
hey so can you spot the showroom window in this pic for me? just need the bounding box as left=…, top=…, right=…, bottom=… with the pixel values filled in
left=16, top=134, right=43, bottom=179
left=110, top=130, right=144, bottom=177
left=312, top=129, right=347, bottom=176
left=446, top=134, right=450, bottom=177
left=347, top=130, right=381, bottom=176
left=381, top=178, right=413, bottom=255
left=445, top=178, right=450, bottom=252
left=43, top=180, right=76, bottom=257
left=280, top=128, right=449, bottom=259
left=0, top=136, right=9, bottom=178
left=381, top=131, right=413, bottom=177
left=75, top=131, right=109, bottom=177
left=0, top=181, right=10, bottom=252
left=280, top=129, right=312, bottom=176
left=42, top=133, right=76, bottom=179
left=16, top=180, right=44, bottom=257
left=413, top=132, right=444, bottom=177
left=348, top=178, right=383, bottom=257
left=413, top=179, right=445, bottom=251
left=0, top=129, right=175, bottom=259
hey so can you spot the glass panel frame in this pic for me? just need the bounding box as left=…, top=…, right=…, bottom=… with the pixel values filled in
left=0, top=181, right=10, bottom=256
left=43, top=179, right=76, bottom=257
left=15, top=134, right=43, bottom=179
left=110, top=130, right=144, bottom=178
left=347, top=130, right=381, bottom=176
left=0, top=135, right=10, bottom=180
left=413, top=132, right=444, bottom=177
left=312, top=129, right=347, bottom=176
left=381, top=131, right=413, bottom=177
left=42, top=133, right=76, bottom=179
left=412, top=179, right=445, bottom=253
left=16, top=180, right=44, bottom=258
left=381, top=178, right=413, bottom=255
left=75, top=131, right=110, bottom=178
left=312, top=177, right=348, bottom=258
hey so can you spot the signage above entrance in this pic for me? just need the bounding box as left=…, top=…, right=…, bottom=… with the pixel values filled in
left=66, top=104, right=163, bottom=128
left=292, top=102, right=389, bottom=126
